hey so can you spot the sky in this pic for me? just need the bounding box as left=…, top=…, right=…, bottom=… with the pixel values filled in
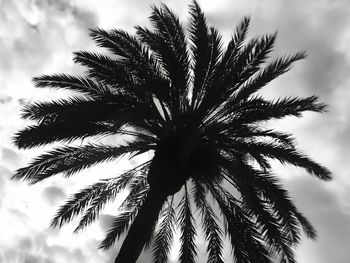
left=1, top=0, right=350, bottom=262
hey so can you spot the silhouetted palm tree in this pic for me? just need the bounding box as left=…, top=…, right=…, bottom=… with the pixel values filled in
left=13, top=1, right=331, bottom=263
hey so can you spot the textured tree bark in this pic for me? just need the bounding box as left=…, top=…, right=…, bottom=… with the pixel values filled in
left=114, top=187, right=167, bottom=263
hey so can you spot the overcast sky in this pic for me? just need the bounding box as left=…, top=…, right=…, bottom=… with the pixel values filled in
left=1, top=0, right=350, bottom=262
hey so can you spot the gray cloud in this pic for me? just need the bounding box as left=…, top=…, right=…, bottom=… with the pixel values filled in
left=42, top=186, right=66, bottom=205
left=1, top=232, right=89, bottom=263
left=0, top=0, right=97, bottom=81
left=205, top=0, right=350, bottom=99
left=99, top=214, right=115, bottom=233
left=286, top=176, right=350, bottom=263
left=0, top=166, right=10, bottom=206
left=1, top=147, right=21, bottom=170
left=0, top=96, right=12, bottom=104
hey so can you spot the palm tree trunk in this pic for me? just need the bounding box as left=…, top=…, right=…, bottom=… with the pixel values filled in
left=114, top=142, right=187, bottom=263
left=114, top=186, right=168, bottom=263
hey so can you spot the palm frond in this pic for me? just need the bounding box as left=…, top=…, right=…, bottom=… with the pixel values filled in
left=33, top=74, right=111, bottom=96
left=15, top=94, right=161, bottom=148
left=50, top=175, right=132, bottom=228
left=226, top=96, right=327, bottom=124
left=137, top=5, right=190, bottom=118
left=20, top=95, right=142, bottom=123
left=179, top=184, right=197, bottom=263
left=205, top=16, right=250, bottom=105
left=233, top=52, right=306, bottom=101
left=191, top=22, right=223, bottom=110
left=90, top=28, right=162, bottom=84
left=221, top=163, right=296, bottom=262
left=231, top=32, right=277, bottom=89
left=208, top=182, right=272, bottom=263
left=74, top=162, right=150, bottom=233
left=234, top=128, right=296, bottom=147
left=73, top=51, right=135, bottom=87
left=98, top=177, right=151, bottom=251
left=227, top=140, right=331, bottom=180
left=192, top=180, right=224, bottom=263
left=89, top=28, right=142, bottom=61
left=20, top=93, right=164, bottom=133
left=91, top=27, right=173, bottom=114
left=293, top=210, right=317, bottom=239
left=220, top=16, right=250, bottom=68
left=13, top=121, right=122, bottom=149
left=152, top=197, right=176, bottom=263
left=149, top=5, right=189, bottom=95
left=99, top=209, right=139, bottom=250
left=120, top=175, right=149, bottom=211
left=13, top=141, right=152, bottom=183
left=188, top=0, right=211, bottom=109
left=251, top=171, right=317, bottom=239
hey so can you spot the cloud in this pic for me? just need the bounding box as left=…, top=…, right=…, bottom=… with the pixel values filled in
left=1, top=147, right=21, bottom=169
left=1, top=233, right=86, bottom=263
left=285, top=176, right=350, bottom=263
left=42, top=186, right=66, bottom=205
left=0, top=0, right=97, bottom=101
left=203, top=0, right=350, bottom=98
left=0, top=166, right=10, bottom=206
left=0, top=96, right=12, bottom=104
left=99, top=214, right=115, bottom=233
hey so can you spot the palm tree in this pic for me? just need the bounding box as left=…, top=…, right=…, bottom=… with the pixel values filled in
left=13, top=1, right=331, bottom=263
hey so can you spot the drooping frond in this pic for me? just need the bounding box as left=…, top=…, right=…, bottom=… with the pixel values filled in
left=192, top=180, right=224, bottom=263
left=179, top=184, right=197, bottom=263
left=120, top=175, right=149, bottom=211
left=13, top=141, right=152, bottom=183
left=219, top=156, right=317, bottom=242
left=208, top=183, right=272, bottom=263
left=98, top=175, right=152, bottom=251
left=74, top=162, right=150, bottom=233
left=51, top=173, right=134, bottom=228
left=99, top=209, right=139, bottom=250
left=152, top=196, right=176, bottom=263
left=247, top=169, right=317, bottom=239
left=221, top=161, right=296, bottom=262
